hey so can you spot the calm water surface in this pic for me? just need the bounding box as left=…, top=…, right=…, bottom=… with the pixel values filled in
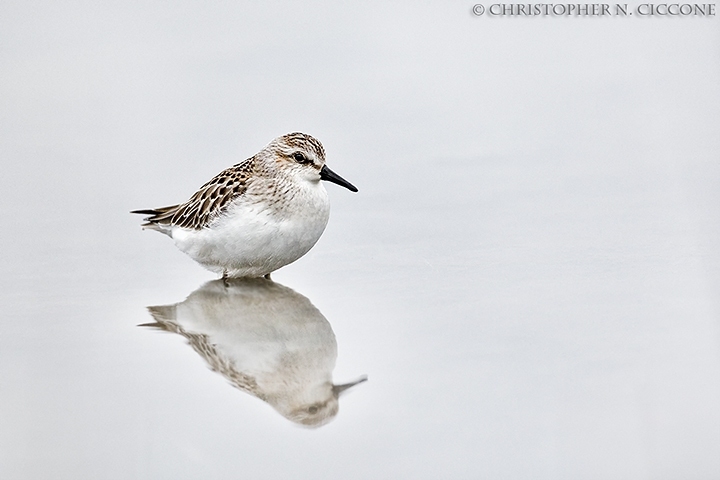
left=1, top=2, right=719, bottom=479
left=3, top=154, right=719, bottom=479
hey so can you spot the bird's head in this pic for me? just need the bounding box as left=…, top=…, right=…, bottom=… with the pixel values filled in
left=267, top=132, right=358, bottom=192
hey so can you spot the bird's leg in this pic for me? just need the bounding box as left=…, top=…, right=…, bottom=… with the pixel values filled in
left=222, top=269, right=230, bottom=287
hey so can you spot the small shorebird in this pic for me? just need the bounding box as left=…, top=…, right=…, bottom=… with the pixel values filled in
left=132, top=133, right=357, bottom=278
left=142, top=277, right=367, bottom=427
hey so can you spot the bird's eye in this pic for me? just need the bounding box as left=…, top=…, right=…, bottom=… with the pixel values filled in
left=292, top=152, right=310, bottom=164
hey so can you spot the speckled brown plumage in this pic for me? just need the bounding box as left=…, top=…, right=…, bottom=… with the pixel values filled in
left=133, top=158, right=255, bottom=230
left=131, top=132, right=357, bottom=278
left=143, top=305, right=263, bottom=398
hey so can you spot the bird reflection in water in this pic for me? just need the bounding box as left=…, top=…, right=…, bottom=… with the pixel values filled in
left=140, top=278, right=366, bottom=427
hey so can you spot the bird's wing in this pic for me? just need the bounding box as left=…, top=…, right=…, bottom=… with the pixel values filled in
left=143, top=305, right=262, bottom=397
left=131, top=158, right=254, bottom=230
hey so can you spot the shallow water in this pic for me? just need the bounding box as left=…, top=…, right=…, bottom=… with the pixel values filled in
left=3, top=152, right=719, bottom=478
left=1, top=2, right=719, bottom=479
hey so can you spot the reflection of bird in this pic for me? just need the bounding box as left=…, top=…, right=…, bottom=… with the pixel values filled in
left=141, top=277, right=366, bottom=427
left=132, top=133, right=357, bottom=278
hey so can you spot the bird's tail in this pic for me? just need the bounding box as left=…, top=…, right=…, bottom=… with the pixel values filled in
left=131, top=206, right=177, bottom=236
left=130, top=209, right=162, bottom=216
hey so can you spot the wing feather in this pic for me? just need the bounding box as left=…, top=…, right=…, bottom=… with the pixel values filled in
left=131, top=158, right=253, bottom=230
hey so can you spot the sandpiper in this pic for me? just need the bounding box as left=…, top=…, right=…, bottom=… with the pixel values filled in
left=132, top=133, right=357, bottom=278
left=142, top=277, right=367, bottom=427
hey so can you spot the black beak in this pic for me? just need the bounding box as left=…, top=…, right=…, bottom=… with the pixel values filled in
left=332, top=375, right=368, bottom=396
left=320, top=165, right=358, bottom=192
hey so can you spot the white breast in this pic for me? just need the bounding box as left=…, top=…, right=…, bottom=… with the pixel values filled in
left=171, top=180, right=331, bottom=277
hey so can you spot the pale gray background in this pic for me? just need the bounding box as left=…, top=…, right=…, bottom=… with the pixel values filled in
left=1, top=1, right=719, bottom=479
